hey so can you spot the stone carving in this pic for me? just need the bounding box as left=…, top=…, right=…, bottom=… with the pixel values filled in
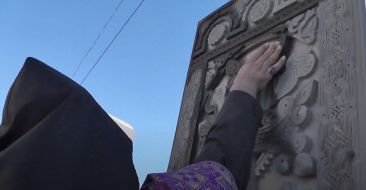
left=183, top=71, right=202, bottom=120
left=256, top=111, right=276, bottom=147
left=170, top=0, right=365, bottom=189
left=226, top=59, right=241, bottom=76
left=281, top=181, right=312, bottom=190
left=168, top=69, right=204, bottom=170
left=329, top=104, right=345, bottom=123
left=275, top=51, right=316, bottom=99
left=320, top=128, right=353, bottom=187
left=234, top=0, right=252, bottom=21
left=274, top=154, right=292, bottom=175
left=277, top=96, right=296, bottom=121
left=203, top=46, right=243, bottom=90
left=287, top=8, right=318, bottom=44
left=251, top=50, right=319, bottom=179
left=273, top=0, right=299, bottom=14
left=291, top=133, right=311, bottom=153
left=293, top=153, right=316, bottom=177
left=204, top=62, right=217, bottom=89
left=248, top=0, right=273, bottom=24
left=204, top=92, right=217, bottom=114
left=318, top=0, right=357, bottom=189
left=289, top=105, right=308, bottom=126
left=295, top=80, right=318, bottom=105
left=197, top=115, right=216, bottom=151
left=208, top=21, right=231, bottom=49
left=255, top=152, right=274, bottom=176
left=251, top=50, right=318, bottom=178
left=233, top=0, right=256, bottom=36
left=211, top=77, right=229, bottom=112
left=198, top=76, right=230, bottom=153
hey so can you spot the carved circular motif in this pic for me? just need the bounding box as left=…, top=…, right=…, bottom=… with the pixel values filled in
left=248, top=0, right=273, bottom=23
left=277, top=96, right=295, bottom=120
left=290, top=106, right=308, bottom=126
left=207, top=22, right=230, bottom=47
left=278, top=126, right=291, bottom=139
left=291, top=133, right=311, bottom=153
left=226, top=59, right=240, bottom=76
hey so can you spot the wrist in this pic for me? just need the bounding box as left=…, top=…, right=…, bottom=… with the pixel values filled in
left=230, top=80, right=258, bottom=98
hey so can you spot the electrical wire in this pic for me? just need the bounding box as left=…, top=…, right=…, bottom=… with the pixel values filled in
left=80, top=0, right=146, bottom=84
left=72, top=0, right=125, bottom=77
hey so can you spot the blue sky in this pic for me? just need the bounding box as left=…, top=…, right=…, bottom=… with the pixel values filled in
left=0, top=0, right=228, bottom=183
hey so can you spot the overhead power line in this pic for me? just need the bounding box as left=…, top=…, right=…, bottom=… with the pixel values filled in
left=80, top=0, right=146, bottom=84
left=72, top=0, right=125, bottom=77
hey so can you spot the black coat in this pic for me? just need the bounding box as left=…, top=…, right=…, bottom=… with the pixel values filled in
left=0, top=58, right=139, bottom=190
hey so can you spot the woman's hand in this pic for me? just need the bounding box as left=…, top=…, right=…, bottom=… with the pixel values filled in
left=230, top=41, right=286, bottom=98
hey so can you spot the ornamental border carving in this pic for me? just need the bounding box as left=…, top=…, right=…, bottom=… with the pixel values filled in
left=318, top=0, right=358, bottom=189
left=169, top=0, right=323, bottom=172
left=169, top=1, right=365, bottom=189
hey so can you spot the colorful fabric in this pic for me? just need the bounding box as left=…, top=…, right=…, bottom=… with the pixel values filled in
left=141, top=161, right=238, bottom=190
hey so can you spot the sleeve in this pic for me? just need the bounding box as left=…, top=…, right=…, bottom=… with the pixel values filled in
left=194, top=90, right=263, bottom=189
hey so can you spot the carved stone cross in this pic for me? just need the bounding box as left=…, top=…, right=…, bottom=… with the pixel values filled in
left=169, top=0, right=366, bottom=189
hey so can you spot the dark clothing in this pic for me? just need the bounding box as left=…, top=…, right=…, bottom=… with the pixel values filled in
left=0, top=58, right=139, bottom=190
left=195, top=91, right=262, bottom=189
left=0, top=58, right=261, bottom=190
left=142, top=92, right=262, bottom=190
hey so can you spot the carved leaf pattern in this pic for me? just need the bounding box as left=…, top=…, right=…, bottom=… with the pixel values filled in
left=275, top=51, right=316, bottom=99
left=170, top=0, right=362, bottom=188
left=287, top=9, right=318, bottom=44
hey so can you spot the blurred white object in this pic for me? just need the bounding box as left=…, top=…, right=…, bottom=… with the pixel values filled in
left=108, top=114, right=135, bottom=141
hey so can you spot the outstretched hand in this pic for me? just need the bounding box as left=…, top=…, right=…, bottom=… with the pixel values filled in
left=230, top=41, right=286, bottom=98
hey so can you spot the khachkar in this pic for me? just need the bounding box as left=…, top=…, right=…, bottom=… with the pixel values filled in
left=169, top=0, right=366, bottom=189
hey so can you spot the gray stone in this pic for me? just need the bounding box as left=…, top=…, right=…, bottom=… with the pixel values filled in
left=274, top=154, right=292, bottom=175
left=294, top=153, right=316, bottom=177
left=169, top=0, right=366, bottom=189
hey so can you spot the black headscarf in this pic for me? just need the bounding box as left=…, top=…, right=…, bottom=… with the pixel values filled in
left=0, top=58, right=139, bottom=190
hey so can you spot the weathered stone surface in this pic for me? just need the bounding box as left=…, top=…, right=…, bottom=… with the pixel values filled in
left=293, top=153, right=316, bottom=177
left=281, top=181, right=312, bottom=190
left=274, top=154, right=292, bottom=175
left=169, top=0, right=366, bottom=189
